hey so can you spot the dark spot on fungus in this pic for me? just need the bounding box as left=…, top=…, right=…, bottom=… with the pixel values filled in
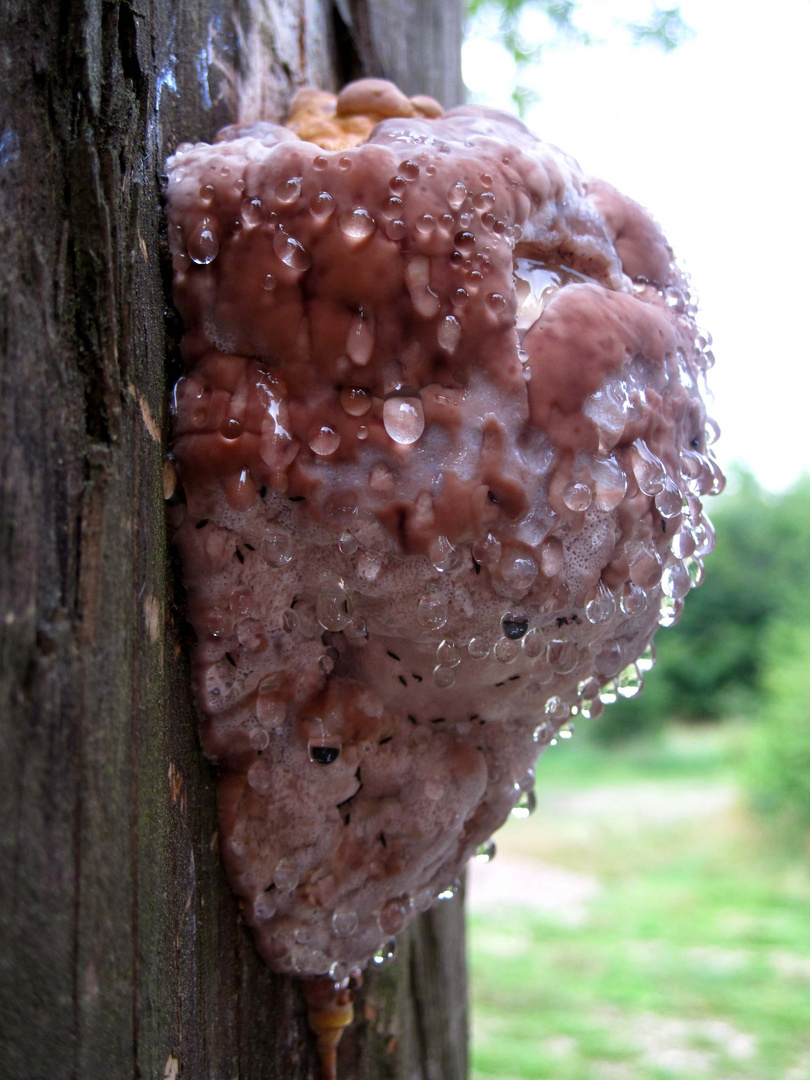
left=412, top=673, right=423, bottom=682
left=311, top=746, right=340, bottom=765
left=398, top=675, right=407, bottom=687
left=502, top=614, right=528, bottom=639
left=235, top=548, right=245, bottom=564
left=224, top=652, right=237, bottom=667
left=387, top=650, right=401, bottom=661
left=195, top=519, right=208, bottom=529
left=379, top=735, right=393, bottom=745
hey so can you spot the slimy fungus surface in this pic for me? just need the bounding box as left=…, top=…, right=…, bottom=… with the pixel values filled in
left=166, top=78, right=723, bottom=983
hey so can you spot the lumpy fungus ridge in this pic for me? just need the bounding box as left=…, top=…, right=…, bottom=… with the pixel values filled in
left=166, top=79, right=723, bottom=989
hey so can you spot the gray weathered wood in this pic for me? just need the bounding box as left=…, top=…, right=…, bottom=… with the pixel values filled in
left=0, top=1, right=466, bottom=1077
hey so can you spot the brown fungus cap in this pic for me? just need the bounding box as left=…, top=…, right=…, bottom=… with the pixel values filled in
left=166, top=78, right=722, bottom=978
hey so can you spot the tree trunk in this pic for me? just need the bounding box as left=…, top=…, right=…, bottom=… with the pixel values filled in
left=0, top=2, right=465, bottom=1077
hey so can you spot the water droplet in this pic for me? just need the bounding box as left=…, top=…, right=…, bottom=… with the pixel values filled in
left=563, top=479, right=592, bottom=513
left=249, top=725, right=269, bottom=751
left=502, top=613, right=528, bottom=639
left=544, top=696, right=570, bottom=721
left=540, top=538, right=564, bottom=577
left=418, top=591, right=448, bottom=630
left=256, top=692, right=286, bottom=728
left=262, top=273, right=277, bottom=291
left=472, top=533, right=501, bottom=567
left=339, top=155, right=352, bottom=171
left=637, top=642, right=656, bottom=672
left=316, top=580, right=353, bottom=631
left=631, top=439, right=667, bottom=496
left=704, top=417, right=721, bottom=446
left=437, top=314, right=461, bottom=353
left=579, top=698, right=604, bottom=720
left=595, top=641, right=623, bottom=678
left=399, top=159, right=419, bottom=180
left=310, top=190, right=334, bottom=219
left=591, top=456, right=628, bottom=511
left=511, top=789, right=536, bottom=818
left=309, top=742, right=341, bottom=765
left=346, top=308, right=375, bottom=367
left=247, top=758, right=272, bottom=791
left=379, top=898, right=407, bottom=935
left=522, top=629, right=545, bottom=660
left=599, top=679, right=618, bottom=704
left=338, top=530, right=357, bottom=555
left=253, top=893, right=277, bottom=921
left=272, top=174, right=301, bottom=206
left=433, top=664, right=456, bottom=688
left=436, top=639, right=461, bottom=667
left=500, top=551, right=538, bottom=594
left=274, top=858, right=299, bottom=891
left=475, top=839, right=496, bottom=862
left=188, top=219, right=219, bottom=264
left=620, top=582, right=647, bottom=616
left=206, top=608, right=233, bottom=638
left=693, top=514, right=716, bottom=556
left=309, top=425, right=340, bottom=455
left=616, top=663, right=643, bottom=698
left=339, top=207, right=376, bottom=240
left=357, top=552, right=382, bottom=583
left=585, top=582, right=616, bottom=625
left=357, top=425, right=369, bottom=440
left=454, top=230, right=475, bottom=253
left=486, top=292, right=506, bottom=314
left=383, top=396, right=425, bottom=444
left=547, top=640, right=578, bottom=674
left=655, top=479, right=682, bottom=519
left=237, top=617, right=265, bottom=652
left=332, top=910, right=358, bottom=936
left=273, top=231, right=311, bottom=270
left=383, top=196, right=403, bottom=218
left=241, top=197, right=263, bottom=227
left=339, top=389, right=371, bottom=420
left=416, top=213, right=436, bottom=234
left=372, top=939, right=397, bottom=965
left=447, top=181, right=467, bottom=209
left=662, top=561, right=691, bottom=599
left=429, top=535, right=462, bottom=573
left=386, top=219, right=407, bottom=240
left=494, top=637, right=520, bottom=664
left=260, top=529, right=293, bottom=567
left=685, top=554, right=705, bottom=587
left=313, top=154, right=328, bottom=170
left=468, top=636, right=490, bottom=660
left=658, top=595, right=684, bottom=627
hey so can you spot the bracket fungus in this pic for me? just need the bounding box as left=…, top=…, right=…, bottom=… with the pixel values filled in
left=165, top=75, right=722, bottom=1057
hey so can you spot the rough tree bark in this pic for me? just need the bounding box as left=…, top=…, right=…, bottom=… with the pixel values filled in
left=0, top=2, right=465, bottom=1077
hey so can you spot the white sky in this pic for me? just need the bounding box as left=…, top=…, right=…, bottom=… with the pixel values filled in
left=463, top=0, right=810, bottom=492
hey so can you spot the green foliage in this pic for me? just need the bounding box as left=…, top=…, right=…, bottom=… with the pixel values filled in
left=469, top=725, right=810, bottom=1080
left=465, top=1, right=693, bottom=113
left=746, top=620, right=810, bottom=845
left=592, top=469, right=810, bottom=742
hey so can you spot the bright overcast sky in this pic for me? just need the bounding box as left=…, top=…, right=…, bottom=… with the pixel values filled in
left=464, top=0, right=810, bottom=492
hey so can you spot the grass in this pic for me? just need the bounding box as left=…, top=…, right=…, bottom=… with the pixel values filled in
left=468, top=723, right=810, bottom=1080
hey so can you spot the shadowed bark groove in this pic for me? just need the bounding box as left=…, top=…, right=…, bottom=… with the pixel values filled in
left=0, top=1, right=465, bottom=1077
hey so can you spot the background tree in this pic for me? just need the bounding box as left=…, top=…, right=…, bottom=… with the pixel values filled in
left=0, top=2, right=466, bottom=1077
